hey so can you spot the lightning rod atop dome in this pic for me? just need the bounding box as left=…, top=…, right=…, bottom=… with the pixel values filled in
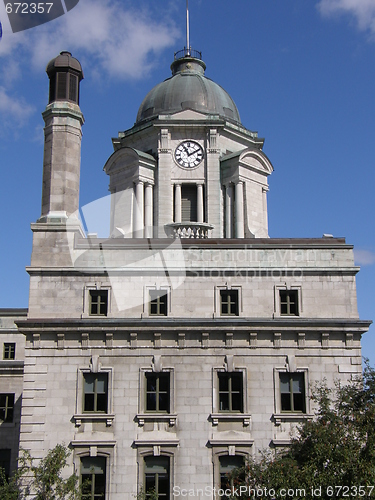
left=186, top=0, right=190, bottom=55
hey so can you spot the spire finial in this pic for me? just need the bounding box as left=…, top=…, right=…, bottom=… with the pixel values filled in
left=186, top=0, right=190, bottom=55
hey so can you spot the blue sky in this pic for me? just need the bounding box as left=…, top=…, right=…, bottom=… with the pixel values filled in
left=0, top=0, right=373, bottom=363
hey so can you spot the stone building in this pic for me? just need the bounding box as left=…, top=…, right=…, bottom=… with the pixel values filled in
left=0, top=47, right=371, bottom=499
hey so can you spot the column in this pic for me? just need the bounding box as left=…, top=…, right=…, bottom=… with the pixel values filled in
left=225, top=183, right=233, bottom=238
left=174, top=184, right=182, bottom=223
left=235, top=181, right=244, bottom=238
left=197, top=183, right=204, bottom=223
left=133, top=180, right=144, bottom=237
left=144, top=183, right=153, bottom=238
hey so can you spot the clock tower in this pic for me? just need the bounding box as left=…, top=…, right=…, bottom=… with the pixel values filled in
left=104, top=49, right=273, bottom=239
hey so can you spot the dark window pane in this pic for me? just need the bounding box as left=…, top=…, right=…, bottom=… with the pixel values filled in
left=69, top=74, right=78, bottom=102
left=158, top=394, right=169, bottom=412
left=231, top=374, right=242, bottom=392
left=219, top=393, right=229, bottom=411
left=84, top=394, right=95, bottom=412
left=147, top=393, right=156, bottom=411
left=159, top=376, right=169, bottom=392
left=219, top=374, right=229, bottom=392
left=281, top=393, right=291, bottom=411
left=91, top=303, right=98, bottom=315
left=96, top=394, right=107, bottom=413
left=147, top=376, right=156, bottom=392
left=232, top=393, right=242, bottom=412
left=49, top=74, right=56, bottom=103
left=57, top=72, right=67, bottom=99
left=293, top=393, right=304, bottom=412
left=280, top=303, right=288, bottom=314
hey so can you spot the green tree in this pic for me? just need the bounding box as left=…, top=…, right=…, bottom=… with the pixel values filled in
left=0, top=444, right=81, bottom=500
left=228, top=360, right=375, bottom=499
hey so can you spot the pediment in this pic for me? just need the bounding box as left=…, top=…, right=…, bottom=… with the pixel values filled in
left=104, top=147, right=156, bottom=175
left=221, top=147, right=274, bottom=176
left=161, top=109, right=214, bottom=121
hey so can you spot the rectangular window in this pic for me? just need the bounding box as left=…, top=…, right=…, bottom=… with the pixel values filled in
left=149, top=290, right=168, bottom=316
left=220, top=290, right=239, bottom=316
left=280, top=372, right=305, bottom=413
left=81, top=456, right=106, bottom=500
left=218, top=373, right=243, bottom=412
left=57, top=72, right=67, bottom=100
left=279, top=290, right=299, bottom=316
left=146, top=373, right=170, bottom=413
left=144, top=456, right=170, bottom=499
left=89, top=290, right=108, bottom=316
left=181, top=184, right=197, bottom=222
left=0, top=394, right=14, bottom=423
left=0, top=449, right=11, bottom=479
left=220, top=455, right=245, bottom=493
left=83, top=373, right=108, bottom=413
left=69, top=74, right=78, bottom=102
left=3, top=343, right=15, bottom=360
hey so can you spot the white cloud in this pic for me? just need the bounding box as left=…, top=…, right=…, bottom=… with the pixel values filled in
left=354, top=249, right=375, bottom=266
left=317, top=0, right=375, bottom=36
left=0, top=0, right=180, bottom=80
left=0, top=87, right=35, bottom=129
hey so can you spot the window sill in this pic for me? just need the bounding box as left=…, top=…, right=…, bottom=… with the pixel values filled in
left=73, top=413, right=115, bottom=427
left=273, top=413, right=313, bottom=425
left=136, top=413, right=177, bottom=427
left=210, top=413, right=251, bottom=426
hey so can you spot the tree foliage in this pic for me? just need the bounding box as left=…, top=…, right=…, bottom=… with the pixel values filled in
left=0, top=444, right=81, bottom=500
left=228, top=361, right=375, bottom=499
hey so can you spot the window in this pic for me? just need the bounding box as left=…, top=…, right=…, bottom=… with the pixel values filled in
left=89, top=290, right=108, bottom=317
left=0, top=449, right=11, bottom=480
left=0, top=394, right=14, bottom=423
left=220, top=290, right=239, bottom=316
left=218, top=373, right=243, bottom=412
left=279, top=290, right=299, bottom=316
left=3, top=343, right=15, bottom=360
left=146, top=373, right=170, bottom=413
left=149, top=290, right=168, bottom=316
left=181, top=184, right=197, bottom=222
left=220, top=455, right=245, bottom=494
left=280, top=372, right=305, bottom=413
left=81, top=456, right=106, bottom=500
left=83, top=373, right=108, bottom=413
left=144, top=456, right=170, bottom=499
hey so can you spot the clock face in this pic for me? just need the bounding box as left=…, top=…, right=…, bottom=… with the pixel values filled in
left=175, top=141, right=204, bottom=168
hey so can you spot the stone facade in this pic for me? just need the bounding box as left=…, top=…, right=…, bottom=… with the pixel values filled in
left=0, top=49, right=371, bottom=500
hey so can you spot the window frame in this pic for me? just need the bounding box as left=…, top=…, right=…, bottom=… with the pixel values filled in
left=274, top=285, right=302, bottom=318
left=145, top=372, right=170, bottom=413
left=74, top=367, right=114, bottom=427
left=214, top=286, right=242, bottom=318
left=279, top=372, right=306, bottom=413
left=0, top=393, right=15, bottom=423
left=3, top=343, right=15, bottom=360
left=144, top=455, right=170, bottom=499
left=210, top=367, right=250, bottom=425
left=89, top=290, right=108, bottom=317
left=218, top=372, right=243, bottom=413
left=149, top=290, right=168, bottom=317
left=81, top=455, right=107, bottom=500
left=82, top=285, right=111, bottom=319
left=220, top=290, right=239, bottom=317
left=273, top=368, right=310, bottom=422
left=137, top=368, right=176, bottom=426
left=83, top=372, right=109, bottom=414
left=142, top=286, right=171, bottom=318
